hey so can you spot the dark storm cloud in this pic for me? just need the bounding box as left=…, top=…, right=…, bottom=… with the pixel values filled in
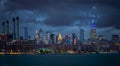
left=96, top=14, right=120, bottom=29
left=2, top=0, right=95, bottom=27
left=8, top=0, right=120, bottom=10
left=1, top=0, right=120, bottom=28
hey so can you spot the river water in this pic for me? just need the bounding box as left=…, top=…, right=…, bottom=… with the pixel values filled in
left=0, top=54, right=120, bottom=66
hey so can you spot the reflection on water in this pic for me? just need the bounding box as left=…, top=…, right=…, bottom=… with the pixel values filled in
left=0, top=54, right=120, bottom=66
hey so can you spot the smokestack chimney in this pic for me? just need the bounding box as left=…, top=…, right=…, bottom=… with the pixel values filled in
left=6, top=20, right=9, bottom=34
left=12, top=18, right=16, bottom=39
left=16, top=16, right=19, bottom=39
left=2, top=21, right=5, bottom=34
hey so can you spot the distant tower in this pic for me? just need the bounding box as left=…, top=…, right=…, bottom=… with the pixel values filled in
left=24, top=27, right=28, bottom=40
left=36, top=30, right=40, bottom=44
left=57, top=33, right=62, bottom=44
left=90, top=6, right=97, bottom=40
left=2, top=21, right=5, bottom=34
left=46, top=31, right=51, bottom=44
left=39, top=28, right=44, bottom=44
left=12, top=18, right=16, bottom=39
left=64, top=35, right=70, bottom=44
left=56, top=35, right=58, bottom=44
left=80, top=29, right=84, bottom=43
left=16, top=16, right=19, bottom=39
left=50, top=34, right=55, bottom=44
left=72, top=33, right=77, bottom=45
left=6, top=20, right=9, bottom=34
left=90, top=19, right=96, bottom=40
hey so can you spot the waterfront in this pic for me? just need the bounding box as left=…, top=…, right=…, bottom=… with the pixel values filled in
left=0, top=54, right=120, bottom=66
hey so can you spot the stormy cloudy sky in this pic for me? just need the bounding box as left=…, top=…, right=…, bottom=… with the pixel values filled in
left=0, top=0, right=120, bottom=40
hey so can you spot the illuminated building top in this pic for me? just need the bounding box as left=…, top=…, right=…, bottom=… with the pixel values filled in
left=58, top=33, right=62, bottom=42
left=91, top=19, right=96, bottom=29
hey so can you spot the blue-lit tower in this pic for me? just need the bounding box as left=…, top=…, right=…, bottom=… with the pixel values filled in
left=90, top=6, right=97, bottom=40
left=90, top=19, right=96, bottom=40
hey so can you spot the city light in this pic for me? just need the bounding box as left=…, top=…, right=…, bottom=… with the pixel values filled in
left=0, top=17, right=120, bottom=55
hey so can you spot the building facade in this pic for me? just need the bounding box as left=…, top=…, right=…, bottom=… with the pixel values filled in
left=90, top=19, right=96, bottom=40
left=50, top=34, right=55, bottom=44
left=80, top=29, right=84, bottom=43
left=46, top=31, right=51, bottom=44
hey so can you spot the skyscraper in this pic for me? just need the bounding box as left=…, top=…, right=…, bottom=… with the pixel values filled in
left=90, top=19, right=96, bottom=40
left=46, top=31, right=51, bottom=44
left=35, top=30, right=40, bottom=44
left=64, top=35, right=70, bottom=44
left=6, top=20, right=9, bottom=34
left=57, top=33, right=63, bottom=44
left=50, top=34, right=55, bottom=44
left=24, top=27, right=29, bottom=40
left=80, top=29, right=84, bottom=43
left=16, top=17, right=19, bottom=39
left=72, top=33, right=77, bottom=45
left=2, top=21, right=5, bottom=34
left=12, top=18, right=16, bottom=40
left=39, top=28, right=44, bottom=44
left=56, top=35, right=58, bottom=44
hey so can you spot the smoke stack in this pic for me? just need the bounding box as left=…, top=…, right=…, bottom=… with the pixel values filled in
left=16, top=16, right=19, bottom=39
left=6, top=20, right=9, bottom=34
left=12, top=18, right=16, bottom=39
left=2, top=21, right=5, bottom=34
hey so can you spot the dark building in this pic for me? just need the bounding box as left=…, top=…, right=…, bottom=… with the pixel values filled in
left=2, top=22, right=5, bottom=34
left=112, top=35, right=119, bottom=43
left=98, top=35, right=104, bottom=41
left=24, top=27, right=29, bottom=40
left=39, top=28, right=44, bottom=44
left=16, top=17, right=19, bottom=39
left=6, top=20, right=9, bottom=34
left=56, top=35, right=58, bottom=44
left=80, top=29, right=84, bottom=43
left=50, top=34, right=55, bottom=44
left=64, top=35, right=70, bottom=44
left=12, top=18, right=16, bottom=40
left=72, top=33, right=77, bottom=45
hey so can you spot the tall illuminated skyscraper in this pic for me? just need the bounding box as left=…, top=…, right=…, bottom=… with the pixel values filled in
left=90, top=19, right=96, bottom=40
left=56, top=33, right=63, bottom=44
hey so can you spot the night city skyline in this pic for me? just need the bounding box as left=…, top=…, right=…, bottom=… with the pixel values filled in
left=0, top=0, right=120, bottom=40
left=1, top=1, right=120, bottom=66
